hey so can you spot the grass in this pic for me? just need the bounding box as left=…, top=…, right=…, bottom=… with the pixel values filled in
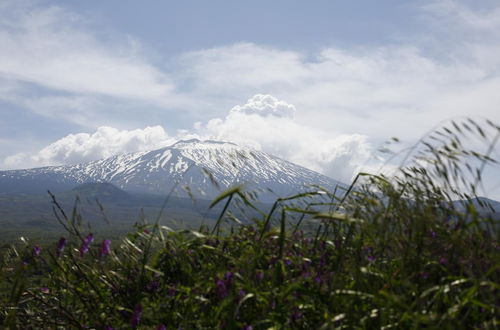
left=0, top=118, right=499, bottom=329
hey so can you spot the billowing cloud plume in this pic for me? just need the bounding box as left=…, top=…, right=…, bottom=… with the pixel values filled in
left=229, top=94, right=295, bottom=118
left=197, top=95, right=375, bottom=183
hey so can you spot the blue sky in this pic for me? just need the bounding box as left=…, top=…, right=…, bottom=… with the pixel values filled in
left=1, top=0, right=500, bottom=197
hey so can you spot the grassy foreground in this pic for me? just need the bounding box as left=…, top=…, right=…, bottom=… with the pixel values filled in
left=1, top=119, right=499, bottom=329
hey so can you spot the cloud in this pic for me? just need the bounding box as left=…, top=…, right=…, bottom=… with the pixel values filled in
left=0, top=2, right=174, bottom=105
left=195, top=95, right=375, bottom=183
left=175, top=38, right=500, bottom=144
left=1, top=0, right=500, bottom=193
left=4, top=126, right=176, bottom=168
left=229, top=94, right=295, bottom=118
left=3, top=95, right=376, bottom=184
left=2, top=0, right=499, bottom=139
left=421, top=1, right=500, bottom=33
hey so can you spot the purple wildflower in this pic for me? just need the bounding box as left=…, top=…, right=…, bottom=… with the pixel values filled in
left=284, top=258, right=292, bottom=266
left=243, top=325, right=253, bottom=330
left=146, top=280, right=160, bottom=293
left=56, top=237, right=66, bottom=257
left=439, top=257, right=448, bottom=265
left=33, top=245, right=41, bottom=256
left=167, top=285, right=177, bottom=297
left=364, top=246, right=376, bottom=262
left=255, top=270, right=264, bottom=281
left=40, top=287, right=49, bottom=294
left=156, top=325, right=166, bottom=330
left=269, top=257, right=278, bottom=265
left=224, top=271, right=234, bottom=285
left=79, top=233, right=94, bottom=256
left=291, top=309, right=302, bottom=322
left=238, top=289, right=246, bottom=300
left=130, top=304, right=142, bottom=328
left=215, top=278, right=228, bottom=299
left=100, top=239, right=111, bottom=258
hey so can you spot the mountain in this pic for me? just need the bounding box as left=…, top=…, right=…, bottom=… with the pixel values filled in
left=452, top=197, right=500, bottom=217
left=70, top=182, right=132, bottom=203
left=0, top=139, right=345, bottom=201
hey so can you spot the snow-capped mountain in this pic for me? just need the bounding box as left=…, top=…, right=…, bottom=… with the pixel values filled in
left=0, top=139, right=345, bottom=200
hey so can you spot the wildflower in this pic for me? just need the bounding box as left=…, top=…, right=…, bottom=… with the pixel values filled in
left=364, top=246, right=376, bottom=262
left=146, top=280, right=160, bottom=293
left=243, top=325, right=253, bottom=330
left=156, top=325, right=166, bottom=330
left=56, top=237, right=66, bottom=257
left=100, top=239, right=111, bottom=257
left=130, top=304, right=142, bottom=328
left=33, top=245, right=41, bottom=256
left=224, top=271, right=234, bottom=285
left=439, top=257, right=448, bottom=265
left=215, top=278, right=228, bottom=299
left=237, top=289, right=246, bottom=300
left=291, top=309, right=302, bottom=322
left=167, top=285, right=177, bottom=297
left=40, top=287, right=49, bottom=294
left=255, top=270, right=264, bottom=281
left=79, top=233, right=94, bottom=256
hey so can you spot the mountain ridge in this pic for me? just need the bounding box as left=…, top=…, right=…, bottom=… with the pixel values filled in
left=0, top=139, right=345, bottom=201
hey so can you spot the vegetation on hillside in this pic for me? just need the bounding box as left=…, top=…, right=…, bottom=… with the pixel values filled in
left=1, top=118, right=499, bottom=329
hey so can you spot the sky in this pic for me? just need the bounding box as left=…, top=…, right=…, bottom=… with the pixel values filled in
left=1, top=0, right=500, bottom=197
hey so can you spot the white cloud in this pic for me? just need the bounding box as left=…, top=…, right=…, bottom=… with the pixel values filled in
left=3, top=95, right=376, bottom=184
left=229, top=94, right=295, bottom=118
left=178, top=41, right=500, bottom=142
left=4, top=126, right=176, bottom=168
left=421, top=1, right=500, bottom=33
left=195, top=95, right=375, bottom=183
left=1, top=0, right=500, bottom=194
left=0, top=2, right=173, bottom=103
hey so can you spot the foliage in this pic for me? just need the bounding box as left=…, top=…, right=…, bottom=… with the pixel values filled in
left=0, top=118, right=499, bottom=329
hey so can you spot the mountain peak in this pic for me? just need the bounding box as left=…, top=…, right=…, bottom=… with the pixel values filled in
left=171, top=138, right=238, bottom=148
left=0, top=140, right=346, bottom=201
